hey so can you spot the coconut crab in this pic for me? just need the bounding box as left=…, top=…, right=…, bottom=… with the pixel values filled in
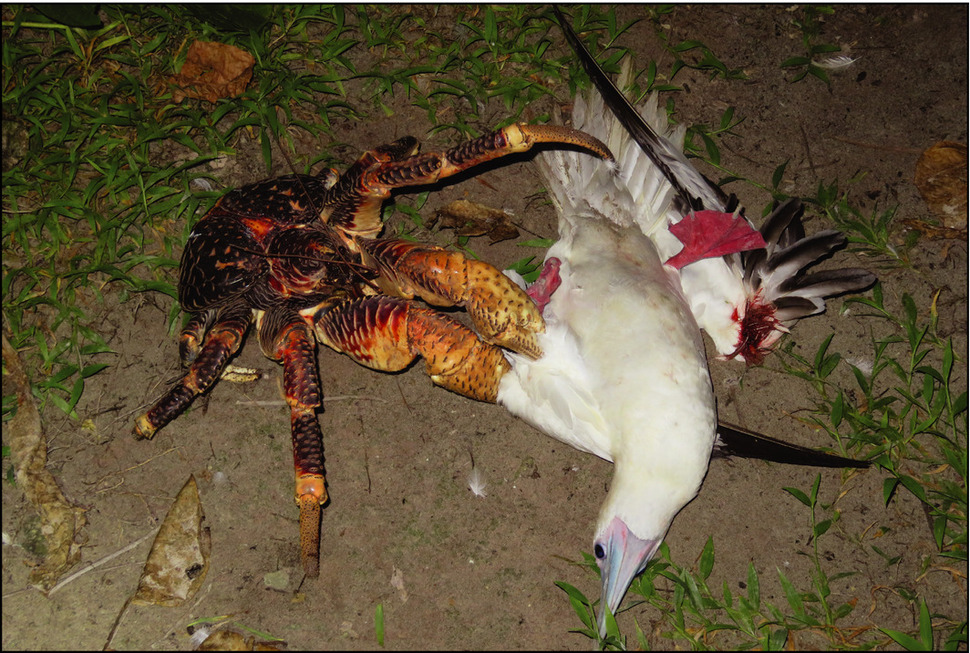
left=134, top=123, right=612, bottom=576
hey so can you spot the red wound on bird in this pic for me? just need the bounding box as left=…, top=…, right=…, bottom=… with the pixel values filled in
left=728, top=296, right=783, bottom=366
left=526, top=257, right=563, bottom=314
left=665, top=211, right=766, bottom=270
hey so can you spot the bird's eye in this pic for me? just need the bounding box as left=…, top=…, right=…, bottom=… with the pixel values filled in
left=594, top=543, right=605, bottom=559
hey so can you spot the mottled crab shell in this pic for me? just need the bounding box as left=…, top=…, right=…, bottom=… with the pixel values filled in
left=178, top=174, right=336, bottom=313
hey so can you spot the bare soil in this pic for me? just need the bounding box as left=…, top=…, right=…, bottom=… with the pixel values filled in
left=3, top=5, right=967, bottom=650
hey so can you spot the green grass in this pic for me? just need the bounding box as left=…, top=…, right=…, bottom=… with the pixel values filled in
left=2, top=4, right=966, bottom=650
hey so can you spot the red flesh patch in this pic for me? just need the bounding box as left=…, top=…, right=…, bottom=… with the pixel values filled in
left=526, top=257, right=562, bottom=314
left=728, top=295, right=781, bottom=366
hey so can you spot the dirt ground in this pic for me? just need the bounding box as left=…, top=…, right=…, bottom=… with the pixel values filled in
left=3, top=5, right=967, bottom=650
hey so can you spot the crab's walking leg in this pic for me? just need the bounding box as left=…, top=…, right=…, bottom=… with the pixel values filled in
left=312, top=296, right=510, bottom=402
left=134, top=300, right=252, bottom=439
left=328, top=125, right=613, bottom=239
left=358, top=238, right=545, bottom=359
left=386, top=123, right=613, bottom=183
left=257, top=306, right=327, bottom=578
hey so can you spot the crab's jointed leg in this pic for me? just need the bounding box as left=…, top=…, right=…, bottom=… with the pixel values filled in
left=312, top=296, right=510, bottom=402
left=256, top=305, right=328, bottom=578
left=358, top=238, right=545, bottom=359
left=366, top=124, right=613, bottom=188
left=134, top=300, right=253, bottom=439
left=327, top=124, right=613, bottom=239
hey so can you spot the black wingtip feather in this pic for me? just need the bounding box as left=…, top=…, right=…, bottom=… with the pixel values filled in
left=773, top=296, right=824, bottom=322
left=758, top=198, right=805, bottom=249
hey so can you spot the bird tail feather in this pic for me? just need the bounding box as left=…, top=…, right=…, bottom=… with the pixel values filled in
left=744, top=204, right=877, bottom=323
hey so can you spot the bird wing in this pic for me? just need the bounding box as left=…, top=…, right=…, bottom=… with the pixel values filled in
left=556, top=10, right=876, bottom=362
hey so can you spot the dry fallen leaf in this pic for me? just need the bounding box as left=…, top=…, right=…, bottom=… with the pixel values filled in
left=170, top=41, right=256, bottom=104
left=433, top=199, right=520, bottom=243
left=2, top=333, right=87, bottom=592
left=196, top=629, right=286, bottom=651
left=390, top=566, right=408, bottom=603
left=132, top=475, right=210, bottom=606
left=915, top=140, right=968, bottom=229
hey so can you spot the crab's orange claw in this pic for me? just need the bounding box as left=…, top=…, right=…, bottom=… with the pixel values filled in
left=358, top=238, right=544, bottom=359
left=313, top=296, right=510, bottom=402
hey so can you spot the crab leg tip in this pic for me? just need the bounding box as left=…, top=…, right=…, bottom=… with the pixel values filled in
left=516, top=123, right=614, bottom=163
left=133, top=414, right=157, bottom=439
left=299, top=493, right=322, bottom=578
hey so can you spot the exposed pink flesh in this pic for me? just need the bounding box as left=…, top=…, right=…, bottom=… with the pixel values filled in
left=526, top=257, right=562, bottom=314
left=665, top=210, right=766, bottom=270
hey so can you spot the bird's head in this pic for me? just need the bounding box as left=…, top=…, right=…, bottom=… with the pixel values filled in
left=591, top=454, right=706, bottom=637
left=593, top=515, right=662, bottom=636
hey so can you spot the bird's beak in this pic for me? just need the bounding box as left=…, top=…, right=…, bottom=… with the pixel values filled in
left=595, top=516, right=661, bottom=637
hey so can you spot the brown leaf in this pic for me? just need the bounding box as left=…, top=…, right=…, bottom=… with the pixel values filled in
left=433, top=199, right=520, bottom=244
left=2, top=333, right=87, bottom=592
left=170, top=41, right=255, bottom=104
left=132, top=475, right=211, bottom=606
left=197, top=629, right=287, bottom=651
left=915, top=141, right=968, bottom=229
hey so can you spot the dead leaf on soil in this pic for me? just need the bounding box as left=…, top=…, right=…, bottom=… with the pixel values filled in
left=390, top=566, right=408, bottom=603
left=914, top=140, right=968, bottom=230
left=1, top=333, right=87, bottom=592
left=432, top=199, right=520, bottom=243
left=196, top=629, right=286, bottom=651
left=170, top=41, right=255, bottom=104
left=132, top=475, right=211, bottom=606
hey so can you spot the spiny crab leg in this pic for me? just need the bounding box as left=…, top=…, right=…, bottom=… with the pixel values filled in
left=134, top=301, right=253, bottom=439
left=255, top=306, right=329, bottom=578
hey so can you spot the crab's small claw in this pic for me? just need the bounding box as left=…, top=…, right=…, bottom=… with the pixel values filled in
left=358, top=238, right=546, bottom=359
